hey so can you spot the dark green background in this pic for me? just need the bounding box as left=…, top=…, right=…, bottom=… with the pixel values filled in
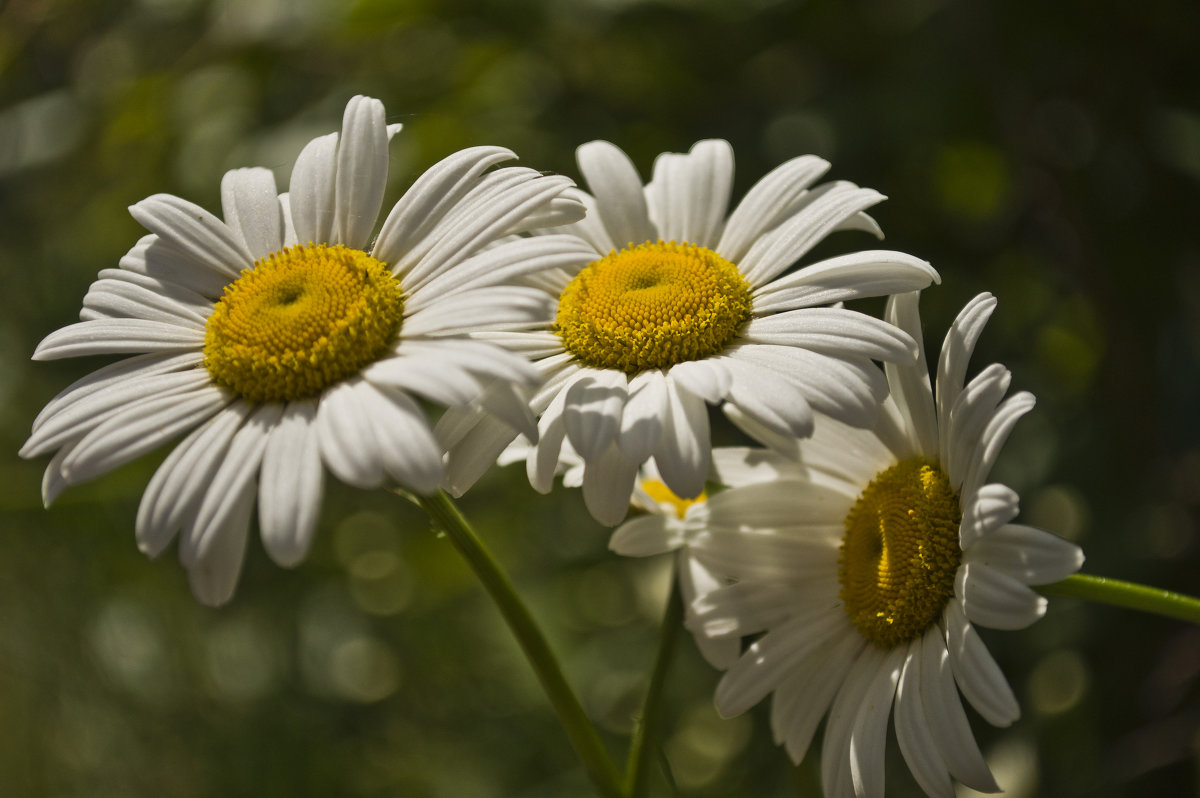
left=1, top=0, right=1198, bottom=795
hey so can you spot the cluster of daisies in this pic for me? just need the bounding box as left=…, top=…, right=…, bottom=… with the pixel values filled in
left=23, top=95, right=1083, bottom=797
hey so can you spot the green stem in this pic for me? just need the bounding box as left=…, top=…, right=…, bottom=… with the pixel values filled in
left=625, top=574, right=684, bottom=798
left=1038, top=573, right=1200, bottom=625
left=415, top=490, right=625, bottom=798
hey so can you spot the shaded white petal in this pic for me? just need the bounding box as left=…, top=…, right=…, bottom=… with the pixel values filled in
left=770, top=629, right=865, bottom=764
left=259, top=399, right=324, bottom=567
left=289, top=131, right=339, bottom=245
left=894, top=642, right=956, bottom=798
left=61, top=385, right=232, bottom=485
left=653, top=378, right=710, bottom=500
left=961, top=391, right=1037, bottom=500
left=958, top=562, right=1047, bottom=629
left=363, top=339, right=536, bottom=406
left=739, top=184, right=887, bottom=288
left=666, top=358, right=731, bottom=403
left=119, top=234, right=232, bottom=298
left=720, top=356, right=816, bottom=440
left=678, top=550, right=742, bottom=669
left=128, top=194, right=254, bottom=278
left=716, top=607, right=846, bottom=718
left=730, top=344, right=886, bottom=429
left=646, top=139, right=733, bottom=246
left=942, top=599, right=1021, bottom=726
left=609, top=514, right=681, bottom=556
left=751, top=249, right=940, bottom=311
left=516, top=192, right=587, bottom=232
left=883, top=292, right=938, bottom=457
left=220, top=167, right=283, bottom=260
left=741, top=307, right=918, bottom=362
left=136, top=402, right=252, bottom=558
left=333, top=95, right=388, bottom=249
left=476, top=380, right=539, bottom=442
left=442, top=412, right=519, bottom=497
left=943, top=363, right=1011, bottom=489
left=40, top=443, right=74, bottom=507
left=527, top=389, right=570, bottom=493
left=821, top=645, right=887, bottom=798
left=186, top=481, right=255, bottom=607
left=360, top=384, right=443, bottom=494
left=581, top=442, right=639, bottom=525
left=848, top=646, right=905, bottom=798
left=576, top=140, right=656, bottom=248
left=616, top=370, right=667, bottom=464
left=959, top=483, right=1020, bottom=549
left=83, top=271, right=211, bottom=325
left=692, top=579, right=808, bottom=639
left=33, top=319, right=204, bottom=360
left=965, top=523, right=1084, bottom=584
left=917, top=625, right=999, bottom=791
left=936, top=292, right=997, bottom=431
left=400, top=286, right=554, bottom=336
left=546, top=187, right=613, bottom=253
left=564, top=369, right=629, bottom=462
left=710, top=446, right=804, bottom=487
left=279, top=193, right=298, bottom=246
left=716, top=154, right=831, bottom=263
left=316, top=380, right=385, bottom=488
left=373, top=146, right=516, bottom=270
left=185, top=402, right=283, bottom=565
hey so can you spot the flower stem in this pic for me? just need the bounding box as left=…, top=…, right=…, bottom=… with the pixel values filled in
left=625, top=573, right=684, bottom=798
left=1038, top=573, right=1200, bottom=624
left=415, top=490, right=625, bottom=798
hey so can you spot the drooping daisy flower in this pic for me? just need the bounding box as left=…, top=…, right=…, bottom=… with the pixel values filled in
left=443, top=139, right=940, bottom=525
left=689, top=292, right=1084, bottom=798
left=21, top=95, right=586, bottom=605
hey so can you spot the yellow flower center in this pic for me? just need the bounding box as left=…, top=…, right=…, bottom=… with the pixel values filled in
left=203, top=244, right=403, bottom=402
left=641, top=478, right=706, bottom=519
left=556, top=240, right=752, bottom=375
left=838, top=457, right=962, bottom=649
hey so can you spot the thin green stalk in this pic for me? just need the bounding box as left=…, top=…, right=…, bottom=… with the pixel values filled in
left=1038, top=573, right=1200, bottom=624
left=625, top=575, right=684, bottom=798
left=415, top=490, right=625, bottom=798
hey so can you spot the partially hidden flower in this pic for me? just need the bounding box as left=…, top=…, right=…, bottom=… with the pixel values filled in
left=21, top=95, right=585, bottom=605
left=689, top=292, right=1084, bottom=797
left=443, top=139, right=940, bottom=525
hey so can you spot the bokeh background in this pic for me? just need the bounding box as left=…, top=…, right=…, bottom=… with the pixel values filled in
left=1, top=0, right=1198, bottom=795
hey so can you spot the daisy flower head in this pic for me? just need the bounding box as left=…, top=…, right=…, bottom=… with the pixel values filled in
left=21, top=95, right=584, bottom=606
left=446, top=139, right=941, bottom=525
left=690, top=292, right=1084, bottom=798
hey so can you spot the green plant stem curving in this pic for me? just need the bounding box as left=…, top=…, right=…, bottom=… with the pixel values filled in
left=626, top=575, right=684, bottom=798
left=415, top=490, right=625, bottom=798
left=1038, top=573, right=1200, bottom=624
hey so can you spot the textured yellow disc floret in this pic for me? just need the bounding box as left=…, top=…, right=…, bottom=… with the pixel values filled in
left=556, top=240, right=752, bottom=375
left=839, top=457, right=962, bottom=649
left=641, top=478, right=706, bottom=519
left=204, top=244, right=403, bottom=402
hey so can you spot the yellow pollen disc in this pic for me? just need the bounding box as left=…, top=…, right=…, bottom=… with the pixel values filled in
left=641, top=478, right=706, bottom=520
left=838, top=457, right=962, bottom=649
left=556, top=240, right=752, bottom=375
left=203, top=243, right=403, bottom=402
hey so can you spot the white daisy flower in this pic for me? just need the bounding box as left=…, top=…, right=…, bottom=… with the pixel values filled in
left=21, top=95, right=585, bottom=606
left=443, top=139, right=941, bottom=525
left=689, top=292, right=1085, bottom=798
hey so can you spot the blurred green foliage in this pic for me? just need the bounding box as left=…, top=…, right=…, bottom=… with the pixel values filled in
left=1, top=0, right=1199, bottom=796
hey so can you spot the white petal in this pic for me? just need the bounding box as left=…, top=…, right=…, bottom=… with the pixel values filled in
left=716, top=154, right=831, bottom=263
left=894, top=643, right=956, bottom=798
left=692, top=579, right=808, bottom=639
left=220, top=167, right=283, bottom=260
left=186, top=481, right=254, bottom=607
left=720, top=356, right=816, bottom=440
left=442, top=412, right=519, bottom=497
left=184, top=402, right=283, bottom=564
left=333, top=95, right=388, bottom=249
left=136, top=402, right=251, bottom=558
left=943, top=363, right=1011, bottom=490
left=616, top=370, right=667, bottom=464
left=741, top=307, right=918, bottom=362
left=82, top=272, right=211, bottom=326
left=646, top=140, right=733, bottom=247
left=564, top=369, right=629, bottom=462
left=289, top=131, right=339, bottom=245
left=128, top=194, right=254, bottom=279
left=609, top=514, right=681, bottom=557
left=942, top=599, right=1021, bottom=726
left=958, top=562, right=1047, bottom=630
left=847, top=646, right=904, bottom=798
left=961, top=392, right=1037, bottom=500
left=547, top=187, right=614, bottom=253
left=821, top=644, right=887, bottom=798
left=935, top=292, right=997, bottom=432
left=373, top=146, right=516, bottom=271
left=41, top=443, right=74, bottom=507
left=739, top=183, right=887, bottom=288
left=730, top=344, right=886, bottom=429
left=33, top=319, right=204, bottom=360
left=883, top=292, right=938, bottom=457
left=678, top=551, right=742, bottom=669
left=576, top=140, right=656, bottom=248
left=770, top=630, right=865, bottom=765
left=61, top=385, right=231, bottom=485
left=527, top=390, right=570, bottom=493
left=709, top=446, right=801, bottom=487
left=400, top=286, right=554, bottom=336
left=666, top=358, right=732, bottom=403
left=316, top=380, right=385, bottom=488
left=751, top=249, right=940, bottom=311
left=118, top=234, right=231, bottom=298
left=959, top=483, right=1020, bottom=548
left=361, top=384, right=443, bottom=494
left=653, top=378, right=710, bottom=500
left=965, top=523, right=1084, bottom=584
left=917, top=626, right=999, bottom=791
left=581, top=442, right=639, bottom=525
left=476, top=380, right=539, bottom=442
left=259, top=399, right=324, bottom=567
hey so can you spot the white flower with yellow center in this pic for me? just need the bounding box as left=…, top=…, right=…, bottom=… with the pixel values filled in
left=444, top=140, right=941, bottom=525
left=690, top=292, right=1084, bottom=798
left=21, top=95, right=585, bottom=606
